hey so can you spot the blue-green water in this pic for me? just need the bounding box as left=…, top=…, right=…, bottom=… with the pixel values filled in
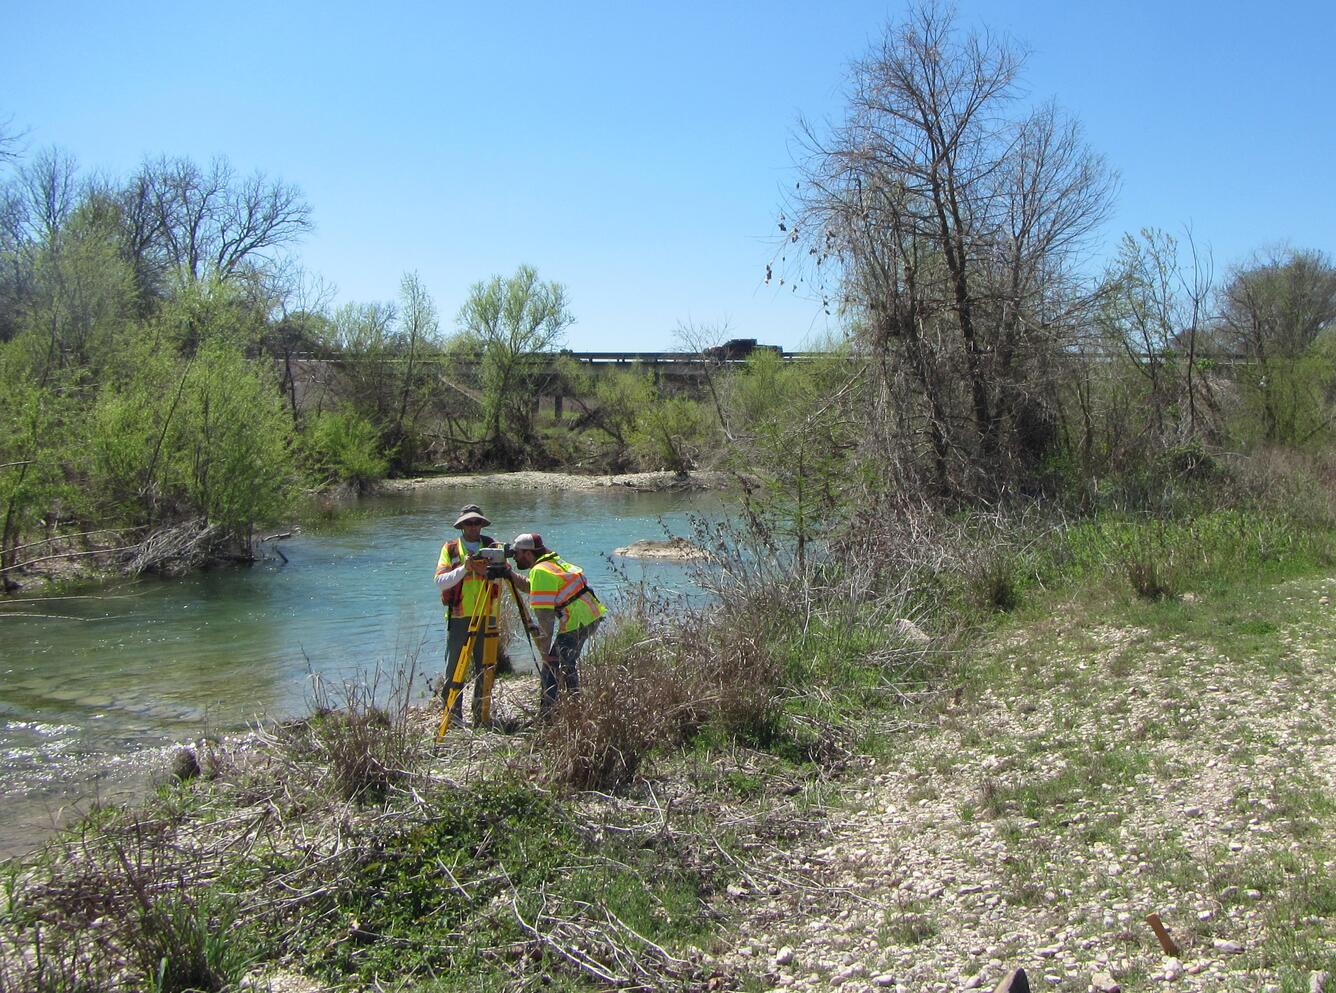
left=0, top=483, right=723, bottom=856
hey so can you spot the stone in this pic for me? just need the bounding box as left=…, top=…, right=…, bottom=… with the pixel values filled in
left=1212, top=939, right=1245, bottom=954
left=775, top=946, right=796, bottom=967
left=992, top=969, right=1030, bottom=993
left=1092, top=971, right=1121, bottom=993
left=897, top=618, right=931, bottom=644
left=613, top=537, right=711, bottom=560
left=1310, top=971, right=1331, bottom=993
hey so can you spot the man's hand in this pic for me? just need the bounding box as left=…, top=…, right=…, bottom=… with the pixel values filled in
left=465, top=557, right=488, bottom=577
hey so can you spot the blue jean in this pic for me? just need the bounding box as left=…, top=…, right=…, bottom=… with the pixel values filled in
left=443, top=615, right=488, bottom=722
left=539, top=620, right=600, bottom=713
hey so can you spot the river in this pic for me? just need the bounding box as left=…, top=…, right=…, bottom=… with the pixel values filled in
left=0, top=483, right=724, bottom=857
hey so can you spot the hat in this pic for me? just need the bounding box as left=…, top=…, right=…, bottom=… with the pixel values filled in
left=453, top=504, right=491, bottom=528
left=511, top=532, right=546, bottom=552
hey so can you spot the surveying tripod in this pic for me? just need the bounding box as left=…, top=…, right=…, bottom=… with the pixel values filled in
left=435, top=570, right=542, bottom=741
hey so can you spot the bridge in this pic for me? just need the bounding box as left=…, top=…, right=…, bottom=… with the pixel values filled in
left=281, top=347, right=809, bottom=417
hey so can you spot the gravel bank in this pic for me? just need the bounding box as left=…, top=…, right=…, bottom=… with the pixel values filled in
left=715, top=576, right=1336, bottom=993
left=380, top=470, right=734, bottom=494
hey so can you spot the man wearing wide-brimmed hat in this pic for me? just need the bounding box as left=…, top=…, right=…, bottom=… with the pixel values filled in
left=433, top=504, right=506, bottom=726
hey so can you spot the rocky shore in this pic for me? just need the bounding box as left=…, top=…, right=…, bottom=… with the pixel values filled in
left=379, top=469, right=734, bottom=494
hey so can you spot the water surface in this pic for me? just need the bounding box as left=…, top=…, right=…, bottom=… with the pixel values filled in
left=0, top=483, right=722, bottom=856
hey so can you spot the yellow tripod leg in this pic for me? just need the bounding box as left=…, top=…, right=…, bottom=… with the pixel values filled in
left=436, top=595, right=488, bottom=741
left=479, top=614, right=499, bottom=726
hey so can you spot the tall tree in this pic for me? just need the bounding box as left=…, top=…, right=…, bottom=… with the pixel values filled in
left=129, top=155, right=312, bottom=289
left=1219, top=248, right=1336, bottom=445
left=791, top=0, right=1114, bottom=498
left=455, top=264, right=573, bottom=461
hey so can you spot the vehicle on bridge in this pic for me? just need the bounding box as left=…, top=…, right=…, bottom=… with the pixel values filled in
left=702, top=338, right=783, bottom=361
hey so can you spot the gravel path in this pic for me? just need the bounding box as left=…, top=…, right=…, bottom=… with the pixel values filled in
left=718, top=577, right=1336, bottom=993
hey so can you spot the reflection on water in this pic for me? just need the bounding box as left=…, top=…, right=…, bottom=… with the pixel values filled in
left=0, top=483, right=723, bottom=856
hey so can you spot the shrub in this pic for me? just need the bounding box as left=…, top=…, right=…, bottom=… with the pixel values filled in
left=132, top=891, right=257, bottom=993
left=291, top=663, right=426, bottom=803
left=536, top=637, right=686, bottom=790
left=971, top=549, right=1022, bottom=612
left=302, top=409, right=389, bottom=489
left=1125, top=553, right=1178, bottom=601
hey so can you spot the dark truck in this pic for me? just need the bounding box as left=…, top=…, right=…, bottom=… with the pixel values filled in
left=702, top=338, right=783, bottom=360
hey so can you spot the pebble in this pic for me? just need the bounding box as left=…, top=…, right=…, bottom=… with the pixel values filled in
left=1213, top=939, right=1245, bottom=954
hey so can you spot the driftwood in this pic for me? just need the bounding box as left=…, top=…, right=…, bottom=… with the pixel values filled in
left=124, top=519, right=221, bottom=576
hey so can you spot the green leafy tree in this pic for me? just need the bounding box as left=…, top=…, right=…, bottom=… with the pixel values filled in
left=0, top=334, right=75, bottom=586
left=725, top=348, right=862, bottom=570
left=1219, top=248, right=1336, bottom=446
left=302, top=408, right=389, bottom=489
left=629, top=395, right=715, bottom=475
left=454, top=265, right=573, bottom=461
left=176, top=340, right=294, bottom=547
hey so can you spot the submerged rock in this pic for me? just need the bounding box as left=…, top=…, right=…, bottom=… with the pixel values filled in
left=613, top=537, right=709, bottom=561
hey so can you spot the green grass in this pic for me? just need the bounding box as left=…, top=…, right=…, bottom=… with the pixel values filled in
left=293, top=780, right=715, bottom=988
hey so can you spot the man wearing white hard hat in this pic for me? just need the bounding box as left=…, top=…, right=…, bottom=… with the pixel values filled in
left=509, top=532, right=607, bottom=714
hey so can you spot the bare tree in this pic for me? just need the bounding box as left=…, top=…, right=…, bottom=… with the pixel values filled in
left=790, top=1, right=1115, bottom=498
left=130, top=155, right=312, bottom=287
left=17, top=147, right=80, bottom=243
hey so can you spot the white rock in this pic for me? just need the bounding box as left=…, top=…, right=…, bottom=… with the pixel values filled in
left=775, top=946, right=796, bottom=966
left=1213, top=939, right=1245, bottom=954
left=1092, top=971, right=1121, bottom=993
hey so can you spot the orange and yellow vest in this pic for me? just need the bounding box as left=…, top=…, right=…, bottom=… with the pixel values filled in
left=528, top=552, right=607, bottom=633
left=436, top=535, right=501, bottom=619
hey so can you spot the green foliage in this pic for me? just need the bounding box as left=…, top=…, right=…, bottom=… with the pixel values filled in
left=454, top=265, right=574, bottom=459
left=725, top=347, right=860, bottom=569
left=80, top=284, right=298, bottom=544
left=19, top=193, right=138, bottom=371
left=177, top=340, right=294, bottom=538
left=301, top=408, right=389, bottom=488
left=629, top=394, right=715, bottom=473
left=590, top=365, right=654, bottom=447
left=1231, top=347, right=1336, bottom=448
left=0, top=335, right=79, bottom=575
left=133, top=891, right=259, bottom=993
left=303, top=781, right=710, bottom=985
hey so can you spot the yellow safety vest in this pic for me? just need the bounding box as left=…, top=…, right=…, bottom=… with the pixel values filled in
left=436, top=536, right=501, bottom=619
left=528, top=552, right=606, bottom=633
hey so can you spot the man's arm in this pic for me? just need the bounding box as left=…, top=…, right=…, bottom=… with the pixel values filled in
left=435, top=545, right=486, bottom=590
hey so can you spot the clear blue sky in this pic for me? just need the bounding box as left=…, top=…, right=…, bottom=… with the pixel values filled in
left=4, top=1, right=1333, bottom=350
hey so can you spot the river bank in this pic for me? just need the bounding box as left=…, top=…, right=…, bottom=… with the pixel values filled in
left=378, top=468, right=735, bottom=494
left=0, top=482, right=724, bottom=861
left=0, top=470, right=734, bottom=596
left=5, top=563, right=1333, bottom=991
